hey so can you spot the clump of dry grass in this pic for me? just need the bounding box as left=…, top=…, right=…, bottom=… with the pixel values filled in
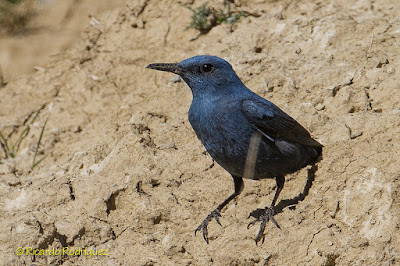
left=0, top=0, right=37, bottom=34
left=0, top=105, right=49, bottom=169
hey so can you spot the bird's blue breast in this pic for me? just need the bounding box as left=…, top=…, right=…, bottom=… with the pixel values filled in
left=188, top=97, right=257, bottom=177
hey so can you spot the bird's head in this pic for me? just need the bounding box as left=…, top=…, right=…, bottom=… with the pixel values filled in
left=146, top=55, right=244, bottom=97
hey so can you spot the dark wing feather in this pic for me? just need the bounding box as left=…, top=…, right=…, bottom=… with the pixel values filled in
left=242, top=99, right=323, bottom=148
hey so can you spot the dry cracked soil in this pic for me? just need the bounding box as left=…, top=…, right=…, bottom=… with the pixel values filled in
left=1, top=0, right=400, bottom=265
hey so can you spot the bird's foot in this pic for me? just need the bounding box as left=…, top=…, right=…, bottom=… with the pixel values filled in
left=195, top=209, right=222, bottom=244
left=247, top=207, right=280, bottom=245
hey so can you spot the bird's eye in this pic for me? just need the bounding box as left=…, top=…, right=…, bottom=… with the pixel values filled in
left=200, top=64, right=214, bottom=73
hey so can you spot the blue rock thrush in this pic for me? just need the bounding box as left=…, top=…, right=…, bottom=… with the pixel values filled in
left=146, top=55, right=323, bottom=244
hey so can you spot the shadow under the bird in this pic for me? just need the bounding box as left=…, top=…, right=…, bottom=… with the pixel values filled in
left=248, top=163, right=318, bottom=220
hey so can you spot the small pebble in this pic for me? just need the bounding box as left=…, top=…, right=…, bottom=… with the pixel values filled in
left=33, top=66, right=46, bottom=72
left=315, top=103, right=325, bottom=111
left=170, top=76, right=181, bottom=83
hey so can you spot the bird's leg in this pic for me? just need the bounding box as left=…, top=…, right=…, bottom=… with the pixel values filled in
left=248, top=175, right=285, bottom=244
left=195, top=175, right=243, bottom=244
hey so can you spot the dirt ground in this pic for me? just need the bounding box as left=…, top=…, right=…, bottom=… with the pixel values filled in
left=0, top=0, right=124, bottom=81
left=1, top=0, right=400, bottom=265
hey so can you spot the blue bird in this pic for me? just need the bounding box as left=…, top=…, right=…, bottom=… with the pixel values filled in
left=146, top=55, right=323, bottom=244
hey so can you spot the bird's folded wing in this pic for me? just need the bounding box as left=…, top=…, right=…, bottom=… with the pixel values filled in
left=241, top=99, right=323, bottom=147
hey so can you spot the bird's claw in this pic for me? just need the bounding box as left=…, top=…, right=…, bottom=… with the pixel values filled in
left=247, top=207, right=280, bottom=245
left=195, top=209, right=222, bottom=244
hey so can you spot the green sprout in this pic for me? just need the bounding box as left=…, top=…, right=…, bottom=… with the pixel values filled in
left=186, top=2, right=243, bottom=34
left=31, top=114, right=49, bottom=169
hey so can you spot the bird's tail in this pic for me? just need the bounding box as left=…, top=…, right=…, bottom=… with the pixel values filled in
left=308, top=146, right=323, bottom=165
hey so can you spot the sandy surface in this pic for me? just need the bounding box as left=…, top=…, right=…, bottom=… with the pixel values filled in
left=0, top=0, right=124, bottom=81
left=1, top=0, right=400, bottom=265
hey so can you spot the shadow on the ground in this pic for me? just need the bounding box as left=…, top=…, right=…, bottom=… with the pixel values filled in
left=248, top=164, right=319, bottom=219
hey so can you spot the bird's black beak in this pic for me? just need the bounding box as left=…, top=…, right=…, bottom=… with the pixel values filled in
left=146, top=63, right=184, bottom=76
